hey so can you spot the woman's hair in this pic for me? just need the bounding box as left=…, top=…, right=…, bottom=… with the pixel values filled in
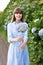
left=11, top=7, right=24, bottom=22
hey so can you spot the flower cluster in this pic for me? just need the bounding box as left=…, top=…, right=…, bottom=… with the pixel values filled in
left=16, top=22, right=28, bottom=32
left=31, top=18, right=43, bottom=37
left=38, top=29, right=43, bottom=36
left=31, top=27, right=37, bottom=33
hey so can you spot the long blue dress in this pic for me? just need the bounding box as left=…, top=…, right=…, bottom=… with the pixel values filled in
left=7, top=21, right=30, bottom=65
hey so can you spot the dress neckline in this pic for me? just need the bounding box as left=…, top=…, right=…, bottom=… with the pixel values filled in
left=15, top=21, right=22, bottom=24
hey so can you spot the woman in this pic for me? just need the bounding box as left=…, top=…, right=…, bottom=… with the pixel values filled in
left=7, top=7, right=30, bottom=65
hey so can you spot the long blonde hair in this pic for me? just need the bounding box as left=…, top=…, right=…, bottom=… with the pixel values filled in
left=11, top=7, right=24, bottom=22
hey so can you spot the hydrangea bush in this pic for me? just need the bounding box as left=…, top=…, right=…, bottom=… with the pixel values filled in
left=20, top=1, right=43, bottom=65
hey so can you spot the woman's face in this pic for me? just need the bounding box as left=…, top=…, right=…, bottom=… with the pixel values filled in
left=14, top=13, right=22, bottom=22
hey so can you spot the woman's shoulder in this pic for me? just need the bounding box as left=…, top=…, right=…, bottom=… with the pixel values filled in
left=7, top=21, right=15, bottom=26
left=7, top=22, right=12, bottom=27
left=23, top=21, right=28, bottom=26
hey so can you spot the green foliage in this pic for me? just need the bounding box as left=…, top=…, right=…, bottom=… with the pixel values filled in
left=27, top=2, right=43, bottom=65
left=0, top=0, right=43, bottom=65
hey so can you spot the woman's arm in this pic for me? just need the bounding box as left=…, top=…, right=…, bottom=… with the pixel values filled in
left=20, top=23, right=28, bottom=50
left=9, top=36, right=22, bottom=42
left=23, top=39, right=28, bottom=45
left=20, top=30, right=28, bottom=50
left=7, top=23, right=22, bottom=43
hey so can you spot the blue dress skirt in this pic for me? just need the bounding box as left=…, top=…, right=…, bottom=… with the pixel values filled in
left=7, top=22, right=30, bottom=65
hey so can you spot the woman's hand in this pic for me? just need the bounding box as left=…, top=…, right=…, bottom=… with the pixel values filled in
left=20, top=39, right=28, bottom=50
left=20, top=43, right=26, bottom=50
left=10, top=36, right=22, bottom=42
left=16, top=36, right=22, bottom=42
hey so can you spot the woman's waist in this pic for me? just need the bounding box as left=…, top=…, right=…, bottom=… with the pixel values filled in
left=10, top=41, right=23, bottom=46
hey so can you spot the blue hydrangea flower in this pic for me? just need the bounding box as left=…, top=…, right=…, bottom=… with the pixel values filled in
left=38, top=29, right=43, bottom=36
left=16, top=22, right=28, bottom=32
left=32, top=27, right=37, bottom=33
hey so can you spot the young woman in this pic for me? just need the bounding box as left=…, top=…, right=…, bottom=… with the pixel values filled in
left=7, top=7, right=30, bottom=65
